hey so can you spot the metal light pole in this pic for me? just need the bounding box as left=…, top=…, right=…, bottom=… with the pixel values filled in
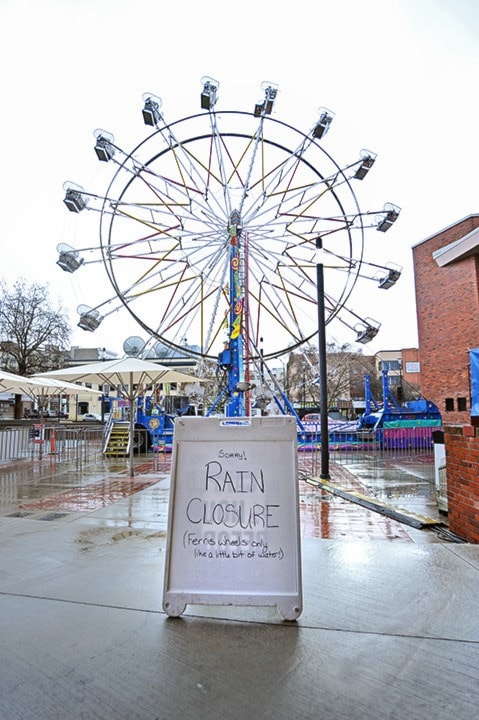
left=316, top=237, right=330, bottom=479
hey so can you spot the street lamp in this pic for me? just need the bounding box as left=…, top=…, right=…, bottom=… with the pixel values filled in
left=315, top=236, right=330, bottom=479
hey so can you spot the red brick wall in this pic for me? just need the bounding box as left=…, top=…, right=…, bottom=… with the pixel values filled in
left=444, top=424, right=479, bottom=543
left=401, top=347, right=420, bottom=390
left=413, top=216, right=479, bottom=423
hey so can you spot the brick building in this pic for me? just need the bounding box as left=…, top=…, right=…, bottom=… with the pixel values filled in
left=401, top=347, right=421, bottom=390
left=412, top=214, right=479, bottom=424
left=375, top=348, right=421, bottom=397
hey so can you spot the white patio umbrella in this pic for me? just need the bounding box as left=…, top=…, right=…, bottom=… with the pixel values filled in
left=0, top=370, right=95, bottom=396
left=35, top=357, right=201, bottom=476
left=1, top=369, right=99, bottom=418
left=1, top=369, right=47, bottom=394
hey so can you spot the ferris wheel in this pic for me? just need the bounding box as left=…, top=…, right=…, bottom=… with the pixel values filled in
left=58, top=79, right=401, bottom=414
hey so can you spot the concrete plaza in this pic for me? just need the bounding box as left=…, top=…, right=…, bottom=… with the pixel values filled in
left=0, top=452, right=478, bottom=720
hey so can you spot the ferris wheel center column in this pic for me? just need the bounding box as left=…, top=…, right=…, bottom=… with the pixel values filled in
left=225, top=211, right=245, bottom=417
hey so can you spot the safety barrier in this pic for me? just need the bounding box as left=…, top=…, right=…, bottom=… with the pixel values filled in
left=2, top=423, right=436, bottom=470
left=299, top=426, right=435, bottom=460
left=299, top=426, right=436, bottom=481
left=0, top=426, right=30, bottom=461
left=0, top=424, right=104, bottom=467
left=44, top=425, right=104, bottom=465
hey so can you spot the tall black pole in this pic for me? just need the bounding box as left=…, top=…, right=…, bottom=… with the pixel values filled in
left=316, top=237, right=330, bottom=479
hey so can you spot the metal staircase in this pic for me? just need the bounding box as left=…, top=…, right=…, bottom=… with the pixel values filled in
left=103, top=422, right=130, bottom=456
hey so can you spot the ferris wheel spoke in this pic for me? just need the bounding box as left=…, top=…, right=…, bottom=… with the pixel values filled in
left=248, top=285, right=309, bottom=346
left=243, top=130, right=310, bottom=199
left=153, top=283, right=222, bottom=343
left=160, top=113, right=232, bottom=190
left=117, top=247, right=227, bottom=346
left=246, top=260, right=314, bottom=341
left=131, top=170, right=229, bottom=241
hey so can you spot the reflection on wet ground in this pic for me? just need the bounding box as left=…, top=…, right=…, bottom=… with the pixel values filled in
left=337, top=453, right=440, bottom=521
left=0, top=450, right=444, bottom=543
left=298, top=451, right=443, bottom=542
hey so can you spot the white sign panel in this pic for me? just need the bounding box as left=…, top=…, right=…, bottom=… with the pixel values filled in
left=162, top=416, right=302, bottom=620
left=405, top=361, right=420, bottom=373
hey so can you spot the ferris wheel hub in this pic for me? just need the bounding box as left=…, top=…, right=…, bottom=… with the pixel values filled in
left=228, top=209, right=242, bottom=236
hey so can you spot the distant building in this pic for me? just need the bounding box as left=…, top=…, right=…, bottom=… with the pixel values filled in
left=401, top=347, right=421, bottom=388
left=413, top=214, right=479, bottom=423
left=375, top=348, right=421, bottom=399
left=69, top=346, right=118, bottom=363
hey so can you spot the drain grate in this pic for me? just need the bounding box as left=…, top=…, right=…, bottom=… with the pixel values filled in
left=39, top=512, right=69, bottom=521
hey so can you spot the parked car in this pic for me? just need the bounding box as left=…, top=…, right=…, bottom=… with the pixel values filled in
left=82, top=413, right=102, bottom=422
left=24, top=409, right=68, bottom=419
left=45, top=409, right=69, bottom=418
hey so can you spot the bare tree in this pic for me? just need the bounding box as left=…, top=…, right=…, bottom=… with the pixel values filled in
left=0, top=278, right=71, bottom=375
left=286, top=342, right=378, bottom=414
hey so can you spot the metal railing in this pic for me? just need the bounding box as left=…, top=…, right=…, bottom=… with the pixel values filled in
left=0, top=424, right=105, bottom=467
left=2, top=423, right=437, bottom=474
left=0, top=426, right=30, bottom=461
left=298, top=426, right=436, bottom=481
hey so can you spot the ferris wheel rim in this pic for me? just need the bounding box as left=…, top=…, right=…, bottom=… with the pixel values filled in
left=95, top=109, right=365, bottom=360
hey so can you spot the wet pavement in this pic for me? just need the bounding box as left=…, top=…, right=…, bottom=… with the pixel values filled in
left=1, top=450, right=478, bottom=719
left=1, top=450, right=442, bottom=542
left=338, top=453, right=442, bottom=519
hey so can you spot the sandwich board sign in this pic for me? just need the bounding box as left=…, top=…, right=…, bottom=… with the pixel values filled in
left=162, top=416, right=302, bottom=620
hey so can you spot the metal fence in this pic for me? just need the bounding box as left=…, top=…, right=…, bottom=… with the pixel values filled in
left=0, top=424, right=105, bottom=467
left=299, top=426, right=435, bottom=459
left=0, top=426, right=30, bottom=461
left=298, top=426, right=436, bottom=480
left=2, top=423, right=437, bottom=472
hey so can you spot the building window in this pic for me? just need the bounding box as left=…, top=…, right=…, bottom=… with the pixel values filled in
left=457, top=397, right=467, bottom=412
left=445, top=398, right=455, bottom=412
left=0, top=401, right=12, bottom=416
left=380, top=360, right=401, bottom=372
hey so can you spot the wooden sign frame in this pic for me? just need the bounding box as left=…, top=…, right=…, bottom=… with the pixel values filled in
left=162, top=416, right=302, bottom=620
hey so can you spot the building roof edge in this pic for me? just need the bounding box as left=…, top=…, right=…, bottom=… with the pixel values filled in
left=411, top=213, right=479, bottom=249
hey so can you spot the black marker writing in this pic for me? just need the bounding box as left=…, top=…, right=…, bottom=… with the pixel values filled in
left=186, top=498, right=279, bottom=529
left=205, top=461, right=264, bottom=493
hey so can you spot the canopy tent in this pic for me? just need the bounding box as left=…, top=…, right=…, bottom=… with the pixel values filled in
left=1, top=370, right=34, bottom=395
left=35, top=357, right=201, bottom=476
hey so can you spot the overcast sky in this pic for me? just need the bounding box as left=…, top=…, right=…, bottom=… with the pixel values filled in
left=1, top=0, right=478, bottom=358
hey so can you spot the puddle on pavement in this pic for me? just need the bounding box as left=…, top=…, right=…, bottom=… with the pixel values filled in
left=75, top=526, right=166, bottom=550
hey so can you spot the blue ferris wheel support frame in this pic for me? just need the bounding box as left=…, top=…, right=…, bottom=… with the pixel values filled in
left=225, top=211, right=246, bottom=417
